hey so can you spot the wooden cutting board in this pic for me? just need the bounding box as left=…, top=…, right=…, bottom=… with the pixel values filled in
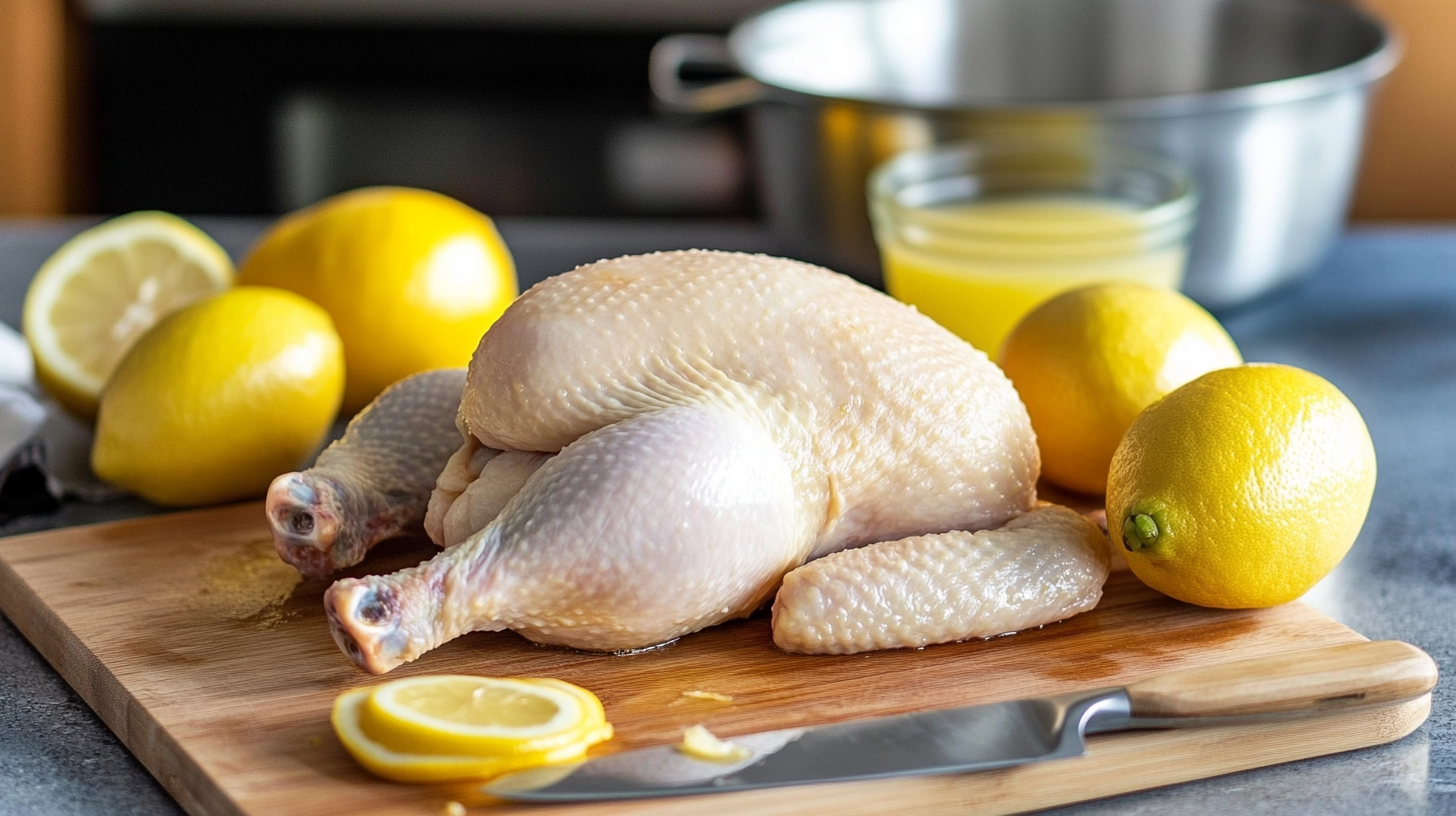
left=0, top=502, right=1429, bottom=816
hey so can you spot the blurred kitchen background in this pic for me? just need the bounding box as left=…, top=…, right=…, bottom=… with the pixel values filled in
left=1, top=0, right=786, bottom=220
left=0, top=0, right=1450, bottom=223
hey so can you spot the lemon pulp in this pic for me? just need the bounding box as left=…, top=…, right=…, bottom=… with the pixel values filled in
left=678, top=724, right=751, bottom=763
left=360, top=676, right=607, bottom=756
left=392, top=679, right=561, bottom=728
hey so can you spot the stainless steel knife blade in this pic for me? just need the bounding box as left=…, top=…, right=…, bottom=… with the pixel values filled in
left=485, top=689, right=1132, bottom=801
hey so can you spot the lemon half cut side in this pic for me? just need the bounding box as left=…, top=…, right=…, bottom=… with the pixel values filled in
left=23, top=211, right=234, bottom=421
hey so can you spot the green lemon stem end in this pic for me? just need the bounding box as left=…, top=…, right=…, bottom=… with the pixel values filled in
left=1123, top=513, right=1161, bottom=552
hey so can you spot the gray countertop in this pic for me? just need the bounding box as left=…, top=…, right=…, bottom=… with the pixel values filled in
left=1, top=218, right=1453, bottom=815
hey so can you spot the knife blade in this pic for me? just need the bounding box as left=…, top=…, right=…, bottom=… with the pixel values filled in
left=485, top=640, right=1436, bottom=802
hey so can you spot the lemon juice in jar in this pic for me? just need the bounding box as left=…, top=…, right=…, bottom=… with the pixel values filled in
left=869, top=141, right=1196, bottom=355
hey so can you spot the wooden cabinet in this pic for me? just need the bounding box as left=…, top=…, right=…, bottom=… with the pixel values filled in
left=0, top=0, right=71, bottom=216
left=1353, top=0, right=1456, bottom=220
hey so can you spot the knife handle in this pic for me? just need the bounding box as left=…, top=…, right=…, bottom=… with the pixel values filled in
left=1125, top=640, right=1438, bottom=719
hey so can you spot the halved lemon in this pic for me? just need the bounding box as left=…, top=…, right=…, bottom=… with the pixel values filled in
left=23, top=211, right=233, bottom=421
left=358, top=675, right=611, bottom=758
left=332, top=689, right=595, bottom=784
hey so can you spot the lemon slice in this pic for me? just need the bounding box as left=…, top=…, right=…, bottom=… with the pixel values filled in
left=332, top=689, right=592, bottom=783
left=23, top=211, right=234, bottom=421
left=358, top=676, right=612, bottom=758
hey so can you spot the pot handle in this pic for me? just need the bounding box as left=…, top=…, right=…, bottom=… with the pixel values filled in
left=649, top=34, right=767, bottom=113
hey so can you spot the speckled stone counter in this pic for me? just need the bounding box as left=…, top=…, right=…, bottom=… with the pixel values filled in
left=1, top=220, right=1452, bottom=816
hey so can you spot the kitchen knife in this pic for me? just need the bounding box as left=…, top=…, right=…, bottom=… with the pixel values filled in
left=485, top=640, right=1436, bottom=802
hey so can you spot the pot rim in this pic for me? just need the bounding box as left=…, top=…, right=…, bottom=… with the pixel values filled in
left=726, top=0, right=1401, bottom=119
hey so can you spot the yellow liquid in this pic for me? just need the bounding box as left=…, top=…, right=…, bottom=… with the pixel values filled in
left=881, top=197, right=1186, bottom=355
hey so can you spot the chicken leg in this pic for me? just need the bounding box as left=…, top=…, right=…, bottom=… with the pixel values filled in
left=267, top=368, right=466, bottom=578
left=328, top=404, right=807, bottom=671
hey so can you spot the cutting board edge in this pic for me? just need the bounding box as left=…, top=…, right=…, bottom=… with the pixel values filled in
left=0, top=554, right=245, bottom=816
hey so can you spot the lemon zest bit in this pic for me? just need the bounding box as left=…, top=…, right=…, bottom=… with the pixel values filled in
left=681, top=690, right=734, bottom=703
left=678, top=724, right=751, bottom=763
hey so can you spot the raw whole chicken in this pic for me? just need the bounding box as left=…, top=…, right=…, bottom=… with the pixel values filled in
left=317, top=250, right=1108, bottom=673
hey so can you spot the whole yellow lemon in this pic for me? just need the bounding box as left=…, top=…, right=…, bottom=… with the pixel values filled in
left=237, top=187, right=517, bottom=412
left=1106, top=363, right=1377, bottom=608
left=92, top=287, right=344, bottom=507
left=999, top=282, right=1242, bottom=494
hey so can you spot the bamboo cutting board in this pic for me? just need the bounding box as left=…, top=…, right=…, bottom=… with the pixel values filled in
left=0, top=503, right=1430, bottom=816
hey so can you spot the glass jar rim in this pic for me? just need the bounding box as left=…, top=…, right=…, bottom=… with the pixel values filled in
left=868, top=138, right=1198, bottom=244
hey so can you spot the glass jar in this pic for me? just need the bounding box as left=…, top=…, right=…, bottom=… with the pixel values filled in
left=868, top=139, right=1197, bottom=355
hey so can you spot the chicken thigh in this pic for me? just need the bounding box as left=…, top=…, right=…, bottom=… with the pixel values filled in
left=325, top=250, right=1104, bottom=673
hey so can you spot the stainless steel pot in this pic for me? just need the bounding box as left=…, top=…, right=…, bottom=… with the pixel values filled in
left=652, top=0, right=1398, bottom=307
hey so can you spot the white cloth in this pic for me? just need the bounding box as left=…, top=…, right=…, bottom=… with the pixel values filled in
left=0, top=386, right=46, bottom=467
left=0, top=321, right=125, bottom=502
left=0, top=321, right=32, bottom=389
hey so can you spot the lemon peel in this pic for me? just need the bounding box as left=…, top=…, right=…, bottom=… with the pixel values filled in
left=238, top=187, right=517, bottom=412
left=91, top=286, right=343, bottom=506
left=999, top=282, right=1242, bottom=494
